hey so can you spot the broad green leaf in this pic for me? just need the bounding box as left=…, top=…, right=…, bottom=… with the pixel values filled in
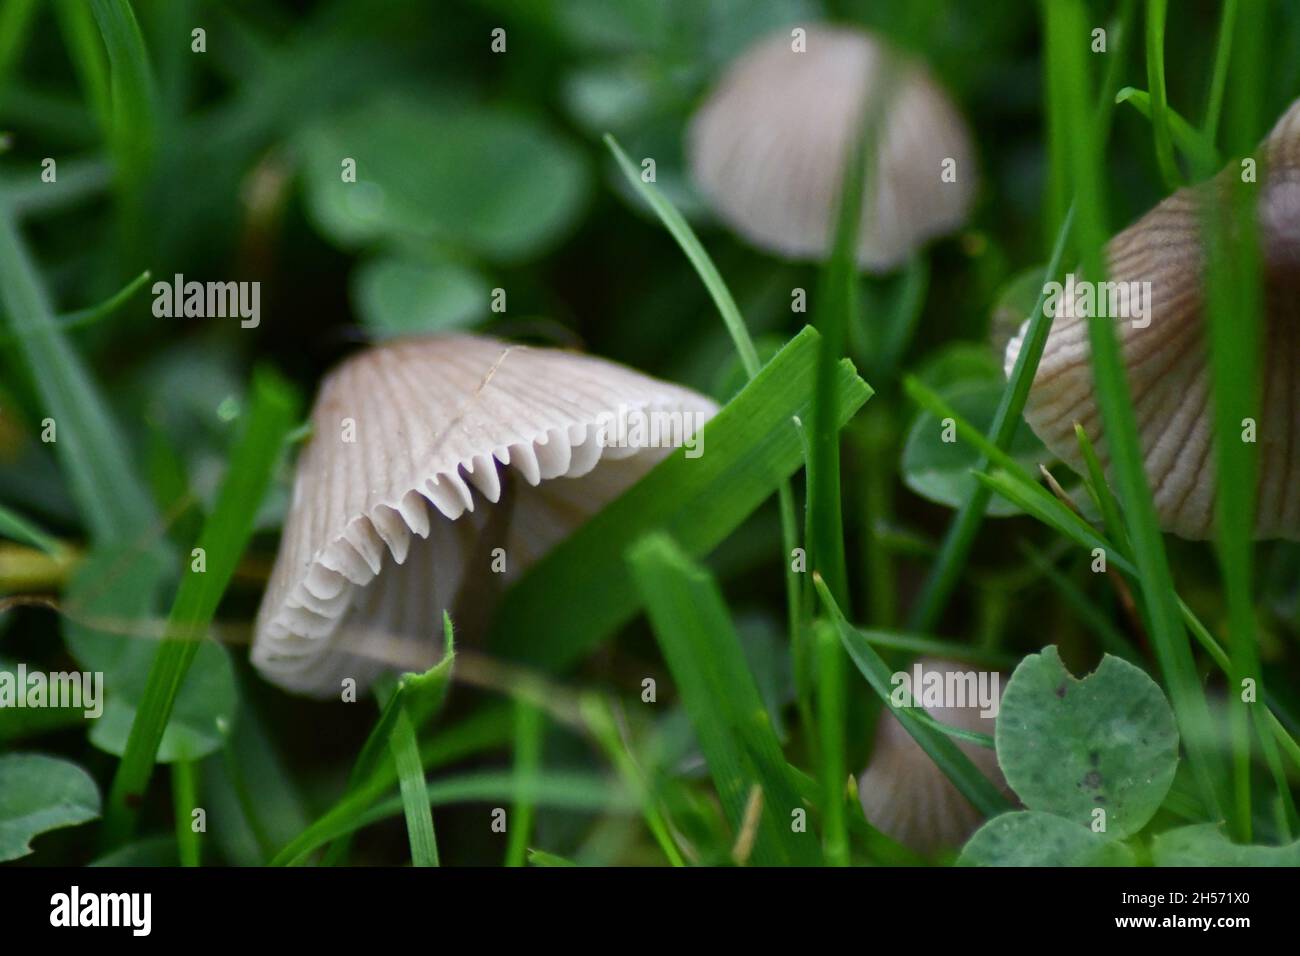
left=301, top=95, right=588, bottom=261
left=902, top=378, right=1049, bottom=516
left=1151, top=824, right=1300, bottom=867
left=629, top=533, right=822, bottom=866
left=351, top=255, right=489, bottom=337
left=958, top=811, right=1136, bottom=866
left=0, top=753, right=101, bottom=861
left=491, top=325, right=871, bottom=669
left=995, top=647, right=1179, bottom=838
left=63, top=546, right=237, bottom=763
left=912, top=342, right=1003, bottom=393
left=88, top=652, right=236, bottom=761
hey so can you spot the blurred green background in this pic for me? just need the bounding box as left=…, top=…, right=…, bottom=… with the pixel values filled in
left=2, top=0, right=1300, bottom=866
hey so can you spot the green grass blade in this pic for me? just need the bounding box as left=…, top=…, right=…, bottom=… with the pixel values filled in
left=505, top=699, right=542, bottom=867
left=628, top=532, right=822, bottom=866
left=813, top=576, right=1011, bottom=818
left=102, top=368, right=299, bottom=845
left=1202, top=0, right=1238, bottom=142
left=1204, top=140, right=1264, bottom=843
left=273, top=771, right=633, bottom=866
left=1115, top=87, right=1221, bottom=172
left=490, top=326, right=871, bottom=670
left=0, top=502, right=62, bottom=556
left=808, top=56, right=886, bottom=610
left=528, top=849, right=578, bottom=867
left=0, top=0, right=37, bottom=97
left=89, top=0, right=157, bottom=257
left=53, top=0, right=112, bottom=131
left=908, top=206, right=1075, bottom=630
left=1144, top=0, right=1182, bottom=189
left=604, top=133, right=758, bottom=374
left=389, top=707, right=439, bottom=866
left=1019, top=542, right=1143, bottom=664
left=0, top=207, right=156, bottom=543
left=322, top=620, right=455, bottom=864
left=1073, top=423, right=1130, bottom=550
left=1048, top=0, right=1223, bottom=819
left=814, top=621, right=848, bottom=865
left=348, top=621, right=455, bottom=791
left=851, top=629, right=1019, bottom=670
left=171, top=757, right=199, bottom=866
left=0, top=269, right=151, bottom=346
left=603, top=132, right=804, bottom=644
left=89, top=0, right=156, bottom=170
left=579, top=694, right=686, bottom=867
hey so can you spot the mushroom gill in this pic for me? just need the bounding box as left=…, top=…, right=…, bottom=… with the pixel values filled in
left=251, top=334, right=718, bottom=696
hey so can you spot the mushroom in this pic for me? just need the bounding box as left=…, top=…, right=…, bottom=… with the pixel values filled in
left=858, top=658, right=1009, bottom=855
left=251, top=334, right=718, bottom=696
left=687, top=24, right=976, bottom=272
left=1007, top=96, right=1300, bottom=539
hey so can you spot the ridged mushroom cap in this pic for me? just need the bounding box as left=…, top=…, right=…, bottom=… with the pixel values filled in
left=1007, top=97, right=1300, bottom=540
left=858, top=659, right=1009, bottom=854
left=688, top=24, right=976, bottom=272
left=252, top=334, right=718, bottom=696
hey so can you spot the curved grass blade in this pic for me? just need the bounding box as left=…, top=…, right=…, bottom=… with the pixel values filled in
left=629, top=532, right=822, bottom=866
left=603, top=132, right=804, bottom=646
left=491, top=326, right=871, bottom=670
left=813, top=575, right=1010, bottom=818
left=102, top=368, right=299, bottom=846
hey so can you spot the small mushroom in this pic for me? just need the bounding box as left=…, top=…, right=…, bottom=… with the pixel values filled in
left=857, top=659, right=1009, bottom=855
left=252, top=334, right=717, bottom=696
left=687, top=24, right=976, bottom=272
left=1007, top=97, right=1300, bottom=539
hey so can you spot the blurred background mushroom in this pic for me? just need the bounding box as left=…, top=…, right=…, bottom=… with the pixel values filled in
left=687, top=24, right=977, bottom=272
left=1008, top=97, right=1300, bottom=540
left=252, top=334, right=717, bottom=696
left=858, top=659, right=1009, bottom=855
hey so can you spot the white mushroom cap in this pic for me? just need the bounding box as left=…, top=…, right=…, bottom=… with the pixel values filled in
left=687, top=24, right=976, bottom=272
left=858, top=659, right=1009, bottom=854
left=1007, top=97, right=1300, bottom=540
left=252, top=334, right=718, bottom=696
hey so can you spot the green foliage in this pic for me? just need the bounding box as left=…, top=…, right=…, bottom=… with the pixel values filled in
left=959, top=811, right=1136, bottom=867
left=351, top=256, right=489, bottom=337
left=0, top=753, right=101, bottom=862
left=902, top=377, right=1049, bottom=516
left=1151, top=824, right=1300, bottom=867
left=995, top=648, right=1179, bottom=838
left=0, top=0, right=1294, bottom=870
left=629, top=533, right=820, bottom=866
left=301, top=95, right=588, bottom=261
left=491, top=326, right=871, bottom=669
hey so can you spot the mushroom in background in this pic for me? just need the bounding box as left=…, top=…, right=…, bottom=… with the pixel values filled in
left=1007, top=97, right=1300, bottom=540
left=858, top=659, right=1009, bottom=855
left=251, top=335, right=718, bottom=696
left=687, top=24, right=977, bottom=272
